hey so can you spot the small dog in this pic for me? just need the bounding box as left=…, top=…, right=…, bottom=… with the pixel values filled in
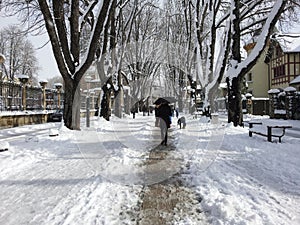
left=177, top=116, right=186, bottom=129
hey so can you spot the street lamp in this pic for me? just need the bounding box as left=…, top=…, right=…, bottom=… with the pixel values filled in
left=39, top=80, right=48, bottom=110
left=54, top=83, right=63, bottom=109
left=17, top=74, right=29, bottom=110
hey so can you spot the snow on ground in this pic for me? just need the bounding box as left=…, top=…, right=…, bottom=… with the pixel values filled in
left=0, top=113, right=300, bottom=224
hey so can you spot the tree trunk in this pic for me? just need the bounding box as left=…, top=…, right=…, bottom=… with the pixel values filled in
left=207, top=83, right=219, bottom=114
left=114, top=91, right=122, bottom=118
left=227, top=0, right=243, bottom=127
left=63, top=79, right=81, bottom=130
left=124, top=89, right=131, bottom=115
left=227, top=77, right=243, bottom=126
left=114, top=72, right=123, bottom=118
left=178, top=89, right=184, bottom=112
left=100, top=78, right=113, bottom=121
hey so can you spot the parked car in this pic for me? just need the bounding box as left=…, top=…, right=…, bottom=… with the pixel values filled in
left=48, top=109, right=63, bottom=122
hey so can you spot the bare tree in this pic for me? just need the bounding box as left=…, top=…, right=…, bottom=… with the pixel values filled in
left=1, top=0, right=298, bottom=129
left=162, top=0, right=195, bottom=112
left=0, top=25, right=39, bottom=82
left=226, top=0, right=288, bottom=126
left=193, top=0, right=297, bottom=126
left=1, top=0, right=114, bottom=130
left=118, top=0, right=162, bottom=115
left=95, top=0, right=135, bottom=120
left=87, top=0, right=161, bottom=121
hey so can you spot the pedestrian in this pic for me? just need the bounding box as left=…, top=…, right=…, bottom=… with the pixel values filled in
left=156, top=102, right=172, bottom=146
left=175, top=108, right=179, bottom=118
left=131, top=103, right=138, bottom=119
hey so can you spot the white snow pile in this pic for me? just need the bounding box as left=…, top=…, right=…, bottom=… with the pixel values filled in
left=0, top=114, right=299, bottom=225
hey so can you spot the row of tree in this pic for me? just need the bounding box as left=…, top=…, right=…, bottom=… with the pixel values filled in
left=0, top=26, right=39, bottom=83
left=0, top=0, right=299, bottom=129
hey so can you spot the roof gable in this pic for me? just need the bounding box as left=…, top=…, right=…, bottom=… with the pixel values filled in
left=276, top=34, right=300, bottom=53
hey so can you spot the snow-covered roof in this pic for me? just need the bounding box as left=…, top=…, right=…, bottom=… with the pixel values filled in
left=277, top=34, right=300, bottom=53
left=290, top=75, right=300, bottom=85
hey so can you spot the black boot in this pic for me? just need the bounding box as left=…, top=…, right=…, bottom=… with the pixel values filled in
left=164, top=135, right=168, bottom=146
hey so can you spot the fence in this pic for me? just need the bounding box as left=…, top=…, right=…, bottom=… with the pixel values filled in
left=0, top=80, right=63, bottom=112
left=216, top=88, right=300, bottom=120
left=216, top=97, right=270, bottom=116
left=268, top=87, right=300, bottom=120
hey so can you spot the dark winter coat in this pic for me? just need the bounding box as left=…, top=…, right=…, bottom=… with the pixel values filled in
left=157, top=103, right=172, bottom=128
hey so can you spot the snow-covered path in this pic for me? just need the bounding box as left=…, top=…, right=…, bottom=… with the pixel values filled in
left=184, top=118, right=300, bottom=225
left=0, top=122, right=143, bottom=225
left=0, top=114, right=300, bottom=224
left=0, top=115, right=205, bottom=224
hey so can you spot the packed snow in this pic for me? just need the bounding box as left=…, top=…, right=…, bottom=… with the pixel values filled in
left=0, top=113, right=300, bottom=225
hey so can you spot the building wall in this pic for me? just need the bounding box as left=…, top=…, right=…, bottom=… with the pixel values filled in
left=247, top=55, right=269, bottom=98
left=287, top=53, right=300, bottom=76
left=269, top=47, right=300, bottom=90
left=244, top=43, right=269, bottom=98
left=245, top=42, right=300, bottom=97
left=269, top=54, right=288, bottom=89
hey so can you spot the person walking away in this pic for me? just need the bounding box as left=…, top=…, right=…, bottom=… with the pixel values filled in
left=175, top=108, right=179, bottom=118
left=157, top=102, right=172, bottom=145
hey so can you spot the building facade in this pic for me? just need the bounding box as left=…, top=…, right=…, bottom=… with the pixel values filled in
left=244, top=34, right=300, bottom=97
left=269, top=35, right=300, bottom=90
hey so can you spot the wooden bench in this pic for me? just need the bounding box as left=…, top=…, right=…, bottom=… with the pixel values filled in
left=248, top=120, right=292, bottom=143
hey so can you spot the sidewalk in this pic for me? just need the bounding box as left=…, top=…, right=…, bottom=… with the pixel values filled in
left=75, top=116, right=210, bottom=224
left=1, top=114, right=299, bottom=224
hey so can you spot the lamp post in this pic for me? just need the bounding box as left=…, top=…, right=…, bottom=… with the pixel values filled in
left=17, top=74, right=29, bottom=110
left=54, top=83, right=63, bottom=109
left=39, top=80, right=48, bottom=110
left=85, top=75, right=92, bottom=127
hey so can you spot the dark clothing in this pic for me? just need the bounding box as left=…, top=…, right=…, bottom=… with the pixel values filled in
left=159, top=118, right=168, bottom=145
left=175, top=109, right=179, bottom=118
left=156, top=103, right=172, bottom=128
left=156, top=103, right=172, bottom=145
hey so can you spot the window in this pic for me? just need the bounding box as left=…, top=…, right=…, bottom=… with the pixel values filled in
left=273, top=65, right=285, bottom=78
